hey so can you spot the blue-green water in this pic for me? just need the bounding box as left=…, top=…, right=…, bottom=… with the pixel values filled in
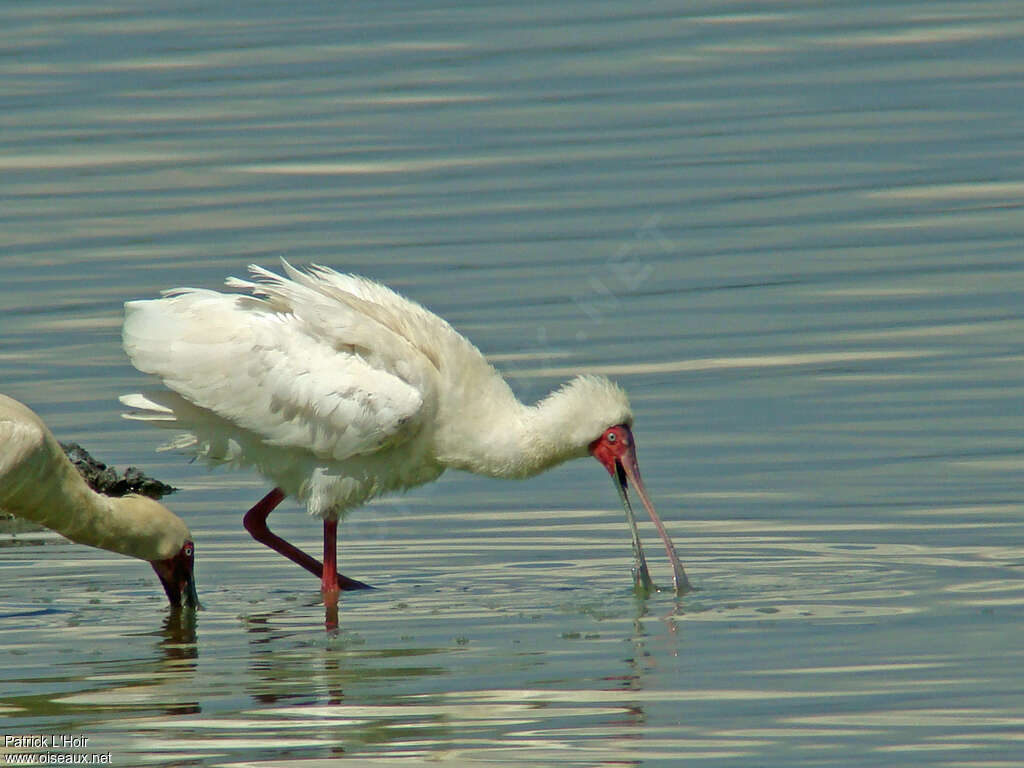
left=2, top=2, right=1023, bottom=766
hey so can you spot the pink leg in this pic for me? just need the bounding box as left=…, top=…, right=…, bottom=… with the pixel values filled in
left=322, top=519, right=340, bottom=629
left=322, top=519, right=339, bottom=595
left=243, top=489, right=371, bottom=591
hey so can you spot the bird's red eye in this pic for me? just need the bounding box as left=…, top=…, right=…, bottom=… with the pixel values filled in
left=607, top=431, right=617, bottom=443
left=184, top=544, right=194, bottom=558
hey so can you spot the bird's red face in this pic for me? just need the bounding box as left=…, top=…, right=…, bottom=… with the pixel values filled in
left=151, top=540, right=200, bottom=609
left=589, top=422, right=689, bottom=592
left=589, top=424, right=638, bottom=486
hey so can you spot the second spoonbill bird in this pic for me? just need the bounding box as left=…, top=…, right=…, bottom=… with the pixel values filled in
left=121, top=262, right=689, bottom=596
left=0, top=393, right=198, bottom=608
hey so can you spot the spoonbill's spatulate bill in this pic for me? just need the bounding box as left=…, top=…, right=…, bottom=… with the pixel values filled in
left=0, top=394, right=198, bottom=608
left=121, top=262, right=689, bottom=595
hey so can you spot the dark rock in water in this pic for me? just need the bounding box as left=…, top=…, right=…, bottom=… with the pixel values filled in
left=59, top=442, right=176, bottom=499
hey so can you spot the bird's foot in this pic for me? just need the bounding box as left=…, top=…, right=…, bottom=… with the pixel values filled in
left=336, top=572, right=373, bottom=591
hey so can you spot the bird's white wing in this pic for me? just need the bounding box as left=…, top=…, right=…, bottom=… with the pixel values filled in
left=122, top=289, right=429, bottom=463
left=226, top=262, right=469, bottom=378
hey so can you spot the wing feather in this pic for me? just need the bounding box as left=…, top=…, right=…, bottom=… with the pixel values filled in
left=122, top=286, right=429, bottom=463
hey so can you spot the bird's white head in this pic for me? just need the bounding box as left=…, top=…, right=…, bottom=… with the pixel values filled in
left=545, top=375, right=688, bottom=593
left=534, top=374, right=633, bottom=458
left=112, top=495, right=200, bottom=608
left=150, top=538, right=199, bottom=609
left=588, top=419, right=689, bottom=593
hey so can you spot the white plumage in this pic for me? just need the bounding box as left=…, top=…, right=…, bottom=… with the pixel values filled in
left=121, top=261, right=687, bottom=596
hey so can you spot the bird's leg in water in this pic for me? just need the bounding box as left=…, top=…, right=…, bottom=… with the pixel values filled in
left=243, top=488, right=372, bottom=591
left=322, top=520, right=340, bottom=630
left=323, top=519, right=340, bottom=596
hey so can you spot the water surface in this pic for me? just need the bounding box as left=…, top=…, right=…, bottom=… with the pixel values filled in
left=2, top=2, right=1024, bottom=766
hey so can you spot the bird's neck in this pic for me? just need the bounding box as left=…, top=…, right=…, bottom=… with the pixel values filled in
left=438, top=389, right=588, bottom=480
left=1, top=440, right=183, bottom=563
left=53, top=492, right=160, bottom=561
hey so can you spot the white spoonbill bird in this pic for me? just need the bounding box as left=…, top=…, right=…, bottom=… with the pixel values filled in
left=121, top=262, right=689, bottom=596
left=0, top=394, right=198, bottom=608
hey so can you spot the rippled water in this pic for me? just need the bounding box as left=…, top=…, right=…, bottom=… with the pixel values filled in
left=3, top=2, right=1024, bottom=766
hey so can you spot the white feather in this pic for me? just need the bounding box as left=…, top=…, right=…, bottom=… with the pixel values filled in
left=122, top=261, right=633, bottom=518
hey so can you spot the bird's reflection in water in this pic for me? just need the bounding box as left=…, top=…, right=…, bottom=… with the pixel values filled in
left=160, top=607, right=198, bottom=653
left=239, top=596, right=447, bottom=713
left=243, top=605, right=348, bottom=707
left=592, top=588, right=687, bottom=750
left=109, top=608, right=202, bottom=716
left=242, top=601, right=326, bottom=705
